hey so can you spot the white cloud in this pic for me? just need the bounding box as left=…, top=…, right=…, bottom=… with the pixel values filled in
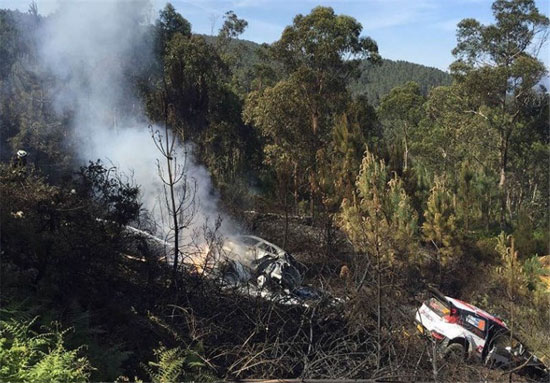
left=433, top=18, right=462, bottom=32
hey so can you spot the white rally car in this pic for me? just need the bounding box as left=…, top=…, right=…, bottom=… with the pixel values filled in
left=416, top=294, right=506, bottom=359
left=415, top=291, right=548, bottom=379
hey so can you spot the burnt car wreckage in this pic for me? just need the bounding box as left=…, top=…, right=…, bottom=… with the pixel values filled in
left=215, top=235, right=324, bottom=303
left=217, top=235, right=302, bottom=287
left=416, top=288, right=549, bottom=380
left=125, top=226, right=325, bottom=304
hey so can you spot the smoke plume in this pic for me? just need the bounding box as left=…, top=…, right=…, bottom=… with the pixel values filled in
left=36, top=1, right=235, bottom=245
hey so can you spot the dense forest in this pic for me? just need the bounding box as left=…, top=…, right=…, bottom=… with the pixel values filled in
left=1, top=0, right=549, bottom=382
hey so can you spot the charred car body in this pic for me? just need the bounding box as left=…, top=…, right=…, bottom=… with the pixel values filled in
left=216, top=235, right=322, bottom=303
left=219, top=235, right=302, bottom=288
left=415, top=290, right=548, bottom=380
left=124, top=225, right=323, bottom=304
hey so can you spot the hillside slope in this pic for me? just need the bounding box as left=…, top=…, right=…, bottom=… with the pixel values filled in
left=350, top=59, right=452, bottom=104
left=201, top=35, right=452, bottom=102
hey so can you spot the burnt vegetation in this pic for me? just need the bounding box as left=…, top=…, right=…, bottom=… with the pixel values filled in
left=1, top=1, right=549, bottom=382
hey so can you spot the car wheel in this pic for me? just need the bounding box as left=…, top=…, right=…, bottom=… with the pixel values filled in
left=443, top=342, right=466, bottom=362
left=438, top=342, right=469, bottom=381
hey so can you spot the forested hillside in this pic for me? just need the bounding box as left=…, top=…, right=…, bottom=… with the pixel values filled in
left=350, top=59, right=452, bottom=104
left=200, top=34, right=453, bottom=104
left=1, top=1, right=549, bottom=382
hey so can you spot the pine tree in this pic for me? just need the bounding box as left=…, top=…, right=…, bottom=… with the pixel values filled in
left=496, top=233, right=527, bottom=300
left=387, top=176, right=418, bottom=255
left=340, top=148, right=419, bottom=265
left=340, top=148, right=418, bottom=368
left=495, top=233, right=527, bottom=343
left=326, top=100, right=373, bottom=207
left=422, top=178, right=462, bottom=267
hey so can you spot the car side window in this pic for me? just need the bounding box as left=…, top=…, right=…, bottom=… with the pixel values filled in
left=461, top=314, right=487, bottom=338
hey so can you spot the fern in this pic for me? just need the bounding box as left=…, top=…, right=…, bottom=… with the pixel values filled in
left=0, top=317, right=92, bottom=382
left=144, top=343, right=213, bottom=383
left=145, top=345, right=185, bottom=383
left=26, top=336, right=91, bottom=382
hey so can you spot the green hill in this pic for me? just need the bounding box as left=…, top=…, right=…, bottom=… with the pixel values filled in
left=201, top=35, right=452, bottom=103
left=350, top=59, right=452, bottom=104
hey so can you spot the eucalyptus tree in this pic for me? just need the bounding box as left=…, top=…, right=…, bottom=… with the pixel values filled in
left=155, top=3, right=191, bottom=57
left=450, top=0, right=549, bottom=222
left=248, top=6, right=380, bottom=217
left=272, top=6, right=380, bottom=135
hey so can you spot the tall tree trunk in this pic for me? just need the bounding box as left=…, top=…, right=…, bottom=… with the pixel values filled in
left=498, top=143, right=507, bottom=189
left=311, top=112, right=319, bottom=135
left=325, top=213, right=333, bottom=259
left=310, top=112, right=319, bottom=220
left=499, top=131, right=509, bottom=226
left=162, top=89, right=180, bottom=286
left=377, top=246, right=382, bottom=371
left=310, top=179, right=315, bottom=220
left=165, top=123, right=179, bottom=284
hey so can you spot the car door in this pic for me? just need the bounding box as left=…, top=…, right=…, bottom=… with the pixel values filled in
left=460, top=313, right=488, bottom=354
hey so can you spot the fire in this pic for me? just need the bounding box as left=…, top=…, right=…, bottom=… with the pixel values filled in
left=184, top=244, right=217, bottom=274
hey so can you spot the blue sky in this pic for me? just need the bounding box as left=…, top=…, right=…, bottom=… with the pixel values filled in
left=162, top=0, right=549, bottom=71
left=2, top=0, right=548, bottom=71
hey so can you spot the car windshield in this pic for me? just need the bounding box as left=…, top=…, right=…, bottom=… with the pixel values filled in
left=426, top=297, right=450, bottom=317
left=258, top=242, right=278, bottom=255
left=239, top=236, right=260, bottom=246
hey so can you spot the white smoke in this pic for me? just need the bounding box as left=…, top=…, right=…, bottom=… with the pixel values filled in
left=36, top=1, right=237, bottom=245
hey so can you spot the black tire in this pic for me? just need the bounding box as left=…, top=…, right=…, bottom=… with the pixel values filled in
left=436, top=342, right=469, bottom=381
left=443, top=342, right=467, bottom=362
